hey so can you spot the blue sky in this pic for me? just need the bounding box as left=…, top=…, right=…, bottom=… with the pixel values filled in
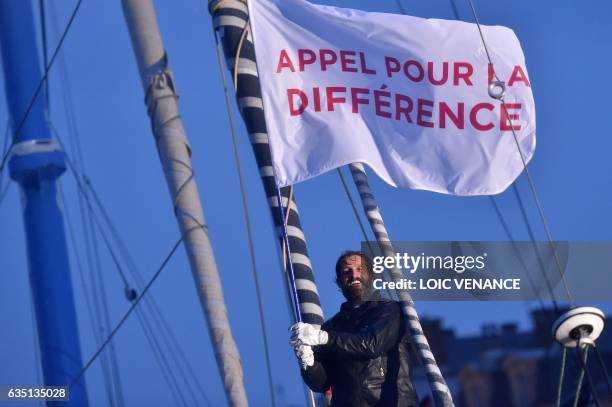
left=1, top=0, right=611, bottom=405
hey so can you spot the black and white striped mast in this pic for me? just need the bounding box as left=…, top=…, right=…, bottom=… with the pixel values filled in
left=121, top=1, right=248, bottom=405
left=349, top=163, right=455, bottom=406
left=208, top=0, right=325, bottom=328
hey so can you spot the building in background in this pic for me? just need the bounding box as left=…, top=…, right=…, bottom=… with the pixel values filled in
left=411, top=308, right=612, bottom=406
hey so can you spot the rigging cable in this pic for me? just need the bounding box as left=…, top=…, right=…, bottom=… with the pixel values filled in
left=134, top=306, right=189, bottom=407
left=86, top=193, right=123, bottom=407
left=0, top=0, right=82, bottom=179
left=86, top=203, right=198, bottom=407
left=573, top=346, right=601, bottom=407
left=45, top=21, right=199, bottom=394
left=442, top=0, right=559, bottom=312
left=442, top=0, right=560, bottom=311
left=213, top=24, right=277, bottom=407
left=50, top=91, right=210, bottom=403
left=70, top=231, right=187, bottom=389
left=0, top=124, right=11, bottom=206
left=489, top=195, right=546, bottom=309
left=38, top=0, right=50, bottom=109
left=52, top=128, right=203, bottom=406
left=464, top=0, right=573, bottom=306
left=58, top=180, right=118, bottom=407
left=82, top=176, right=212, bottom=406
left=462, top=1, right=609, bottom=404
left=593, top=345, right=612, bottom=396
left=512, top=184, right=559, bottom=310
left=555, top=347, right=567, bottom=407
left=43, top=3, right=125, bottom=403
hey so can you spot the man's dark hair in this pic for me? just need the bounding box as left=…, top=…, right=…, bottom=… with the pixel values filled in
left=335, top=250, right=373, bottom=278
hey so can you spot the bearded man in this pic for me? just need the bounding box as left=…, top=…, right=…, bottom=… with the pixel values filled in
left=290, top=251, right=419, bottom=406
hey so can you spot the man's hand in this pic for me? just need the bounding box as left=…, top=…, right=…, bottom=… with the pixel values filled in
left=290, top=322, right=329, bottom=346
left=293, top=344, right=314, bottom=370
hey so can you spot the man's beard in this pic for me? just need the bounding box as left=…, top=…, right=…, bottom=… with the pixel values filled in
left=341, top=278, right=373, bottom=302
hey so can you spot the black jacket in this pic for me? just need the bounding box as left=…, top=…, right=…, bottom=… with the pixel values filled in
left=301, top=297, right=418, bottom=406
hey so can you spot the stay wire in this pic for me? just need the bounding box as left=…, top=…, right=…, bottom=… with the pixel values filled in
left=0, top=124, right=11, bottom=207
left=58, top=180, right=117, bottom=407
left=489, top=196, right=546, bottom=309
left=38, top=0, right=50, bottom=109
left=573, top=346, right=601, bottom=407
left=85, top=182, right=201, bottom=406
left=134, top=306, right=189, bottom=407
left=213, top=25, right=278, bottom=407
left=443, top=0, right=560, bottom=312
left=556, top=347, right=567, bottom=407
left=0, top=0, right=83, bottom=178
left=512, top=184, right=560, bottom=310
left=82, top=182, right=197, bottom=406
left=86, top=195, right=122, bottom=407
left=47, top=5, right=127, bottom=400
left=464, top=0, right=574, bottom=306
left=53, top=105, right=209, bottom=404
left=50, top=126, right=132, bottom=290
left=593, top=345, right=612, bottom=396
left=83, top=176, right=211, bottom=407
left=70, top=232, right=187, bottom=389
left=134, top=307, right=187, bottom=407
left=54, top=128, right=203, bottom=406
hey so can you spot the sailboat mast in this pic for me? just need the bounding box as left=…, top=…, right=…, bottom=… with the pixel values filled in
left=0, top=1, right=89, bottom=406
left=120, top=1, right=248, bottom=405
left=348, top=163, right=454, bottom=406
left=209, top=0, right=325, bottom=328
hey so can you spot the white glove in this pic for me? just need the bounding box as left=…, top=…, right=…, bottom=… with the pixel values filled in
left=290, top=322, right=329, bottom=347
left=294, top=344, right=314, bottom=370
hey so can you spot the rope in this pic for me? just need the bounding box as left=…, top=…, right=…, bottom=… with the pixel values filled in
left=0, top=0, right=83, bottom=178
left=555, top=347, right=567, bottom=407
left=70, top=231, right=187, bottom=388
left=234, top=17, right=250, bottom=94
left=213, top=26, right=277, bottom=407
left=464, top=0, right=574, bottom=307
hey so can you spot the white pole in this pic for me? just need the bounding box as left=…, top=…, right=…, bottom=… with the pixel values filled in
left=121, top=1, right=248, bottom=405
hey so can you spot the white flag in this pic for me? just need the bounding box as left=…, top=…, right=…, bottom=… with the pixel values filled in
left=247, top=0, right=535, bottom=195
